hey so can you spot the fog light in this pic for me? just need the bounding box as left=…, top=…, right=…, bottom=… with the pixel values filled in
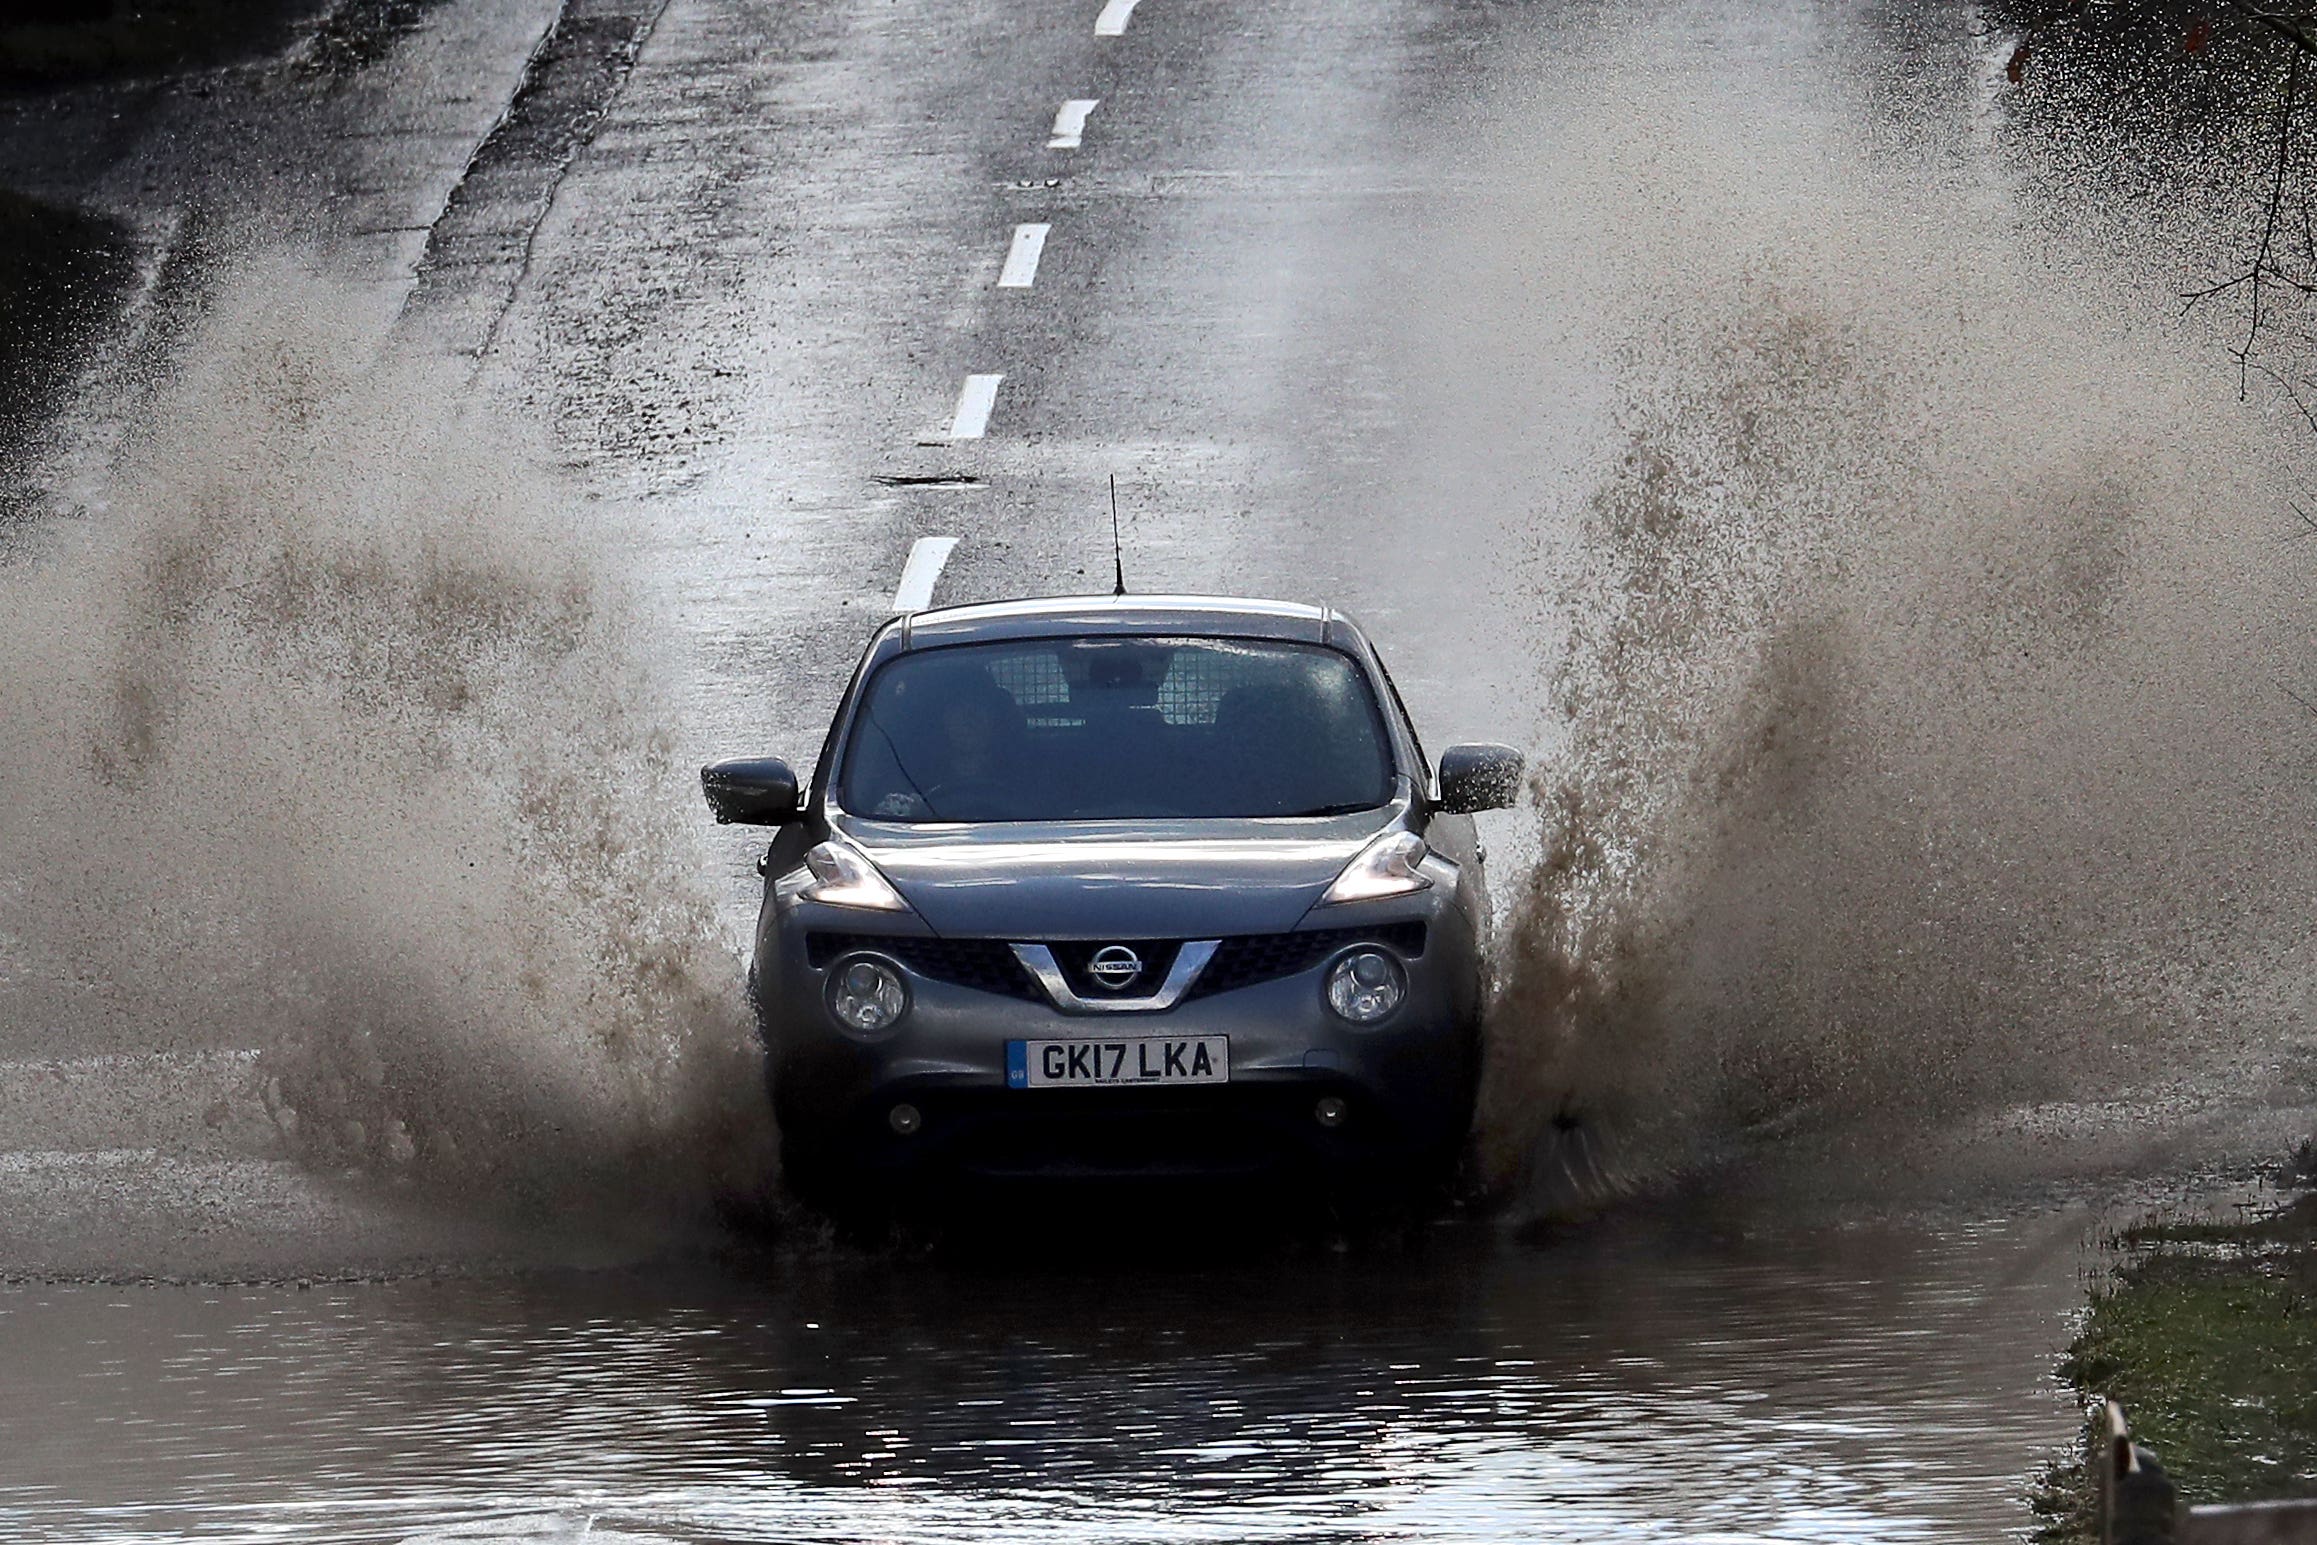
left=888, top=1102, right=922, bottom=1137
left=1314, top=1095, right=1349, bottom=1129
left=1324, top=947, right=1405, bottom=1025
left=827, top=954, right=908, bottom=1037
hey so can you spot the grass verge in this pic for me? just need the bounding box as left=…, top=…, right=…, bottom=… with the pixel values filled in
left=2036, top=1144, right=2317, bottom=1542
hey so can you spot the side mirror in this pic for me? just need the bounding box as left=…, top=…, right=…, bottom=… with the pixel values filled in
left=702, top=756, right=801, bottom=825
left=1437, top=744, right=1524, bottom=814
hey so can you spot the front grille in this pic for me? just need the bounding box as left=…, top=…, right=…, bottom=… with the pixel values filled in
left=1184, top=922, right=1427, bottom=1001
left=809, top=922, right=1425, bottom=1006
left=806, top=933, right=1042, bottom=1001
left=1041, top=939, right=1184, bottom=999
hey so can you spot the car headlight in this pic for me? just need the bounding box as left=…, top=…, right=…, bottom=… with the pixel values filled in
left=1320, top=830, right=1432, bottom=905
left=827, top=954, right=909, bottom=1036
left=1325, top=948, right=1406, bottom=1024
left=800, top=838, right=909, bottom=911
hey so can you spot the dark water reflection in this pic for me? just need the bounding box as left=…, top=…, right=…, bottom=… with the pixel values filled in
left=0, top=1207, right=2083, bottom=1543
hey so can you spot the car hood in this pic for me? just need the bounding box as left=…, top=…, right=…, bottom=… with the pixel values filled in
left=834, top=813, right=1393, bottom=939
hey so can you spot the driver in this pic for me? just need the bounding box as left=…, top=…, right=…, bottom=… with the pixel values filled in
left=921, top=673, right=1027, bottom=817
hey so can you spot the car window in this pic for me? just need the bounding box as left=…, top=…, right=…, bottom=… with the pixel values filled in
left=840, top=636, right=1395, bottom=822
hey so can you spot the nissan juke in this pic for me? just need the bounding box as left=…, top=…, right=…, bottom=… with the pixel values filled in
left=701, top=595, right=1521, bottom=1219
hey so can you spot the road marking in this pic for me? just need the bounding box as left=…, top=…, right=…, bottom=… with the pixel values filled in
left=1094, top=0, right=1140, bottom=36
left=948, top=373, right=1003, bottom=439
left=1049, top=99, right=1098, bottom=149
left=998, top=224, right=1050, bottom=289
left=892, top=536, right=960, bottom=613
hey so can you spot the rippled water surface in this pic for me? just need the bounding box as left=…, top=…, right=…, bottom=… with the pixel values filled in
left=0, top=1209, right=2085, bottom=1543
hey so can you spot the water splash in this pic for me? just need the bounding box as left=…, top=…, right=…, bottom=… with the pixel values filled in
left=0, top=266, right=768, bottom=1231
left=1451, top=43, right=2317, bottom=1198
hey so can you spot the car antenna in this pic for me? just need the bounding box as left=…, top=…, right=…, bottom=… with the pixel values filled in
left=1108, top=473, right=1127, bottom=597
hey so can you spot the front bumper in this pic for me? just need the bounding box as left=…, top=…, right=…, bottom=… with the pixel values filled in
left=757, top=906, right=1481, bottom=1189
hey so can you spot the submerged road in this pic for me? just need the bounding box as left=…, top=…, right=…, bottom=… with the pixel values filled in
left=4, top=0, right=2316, bottom=1538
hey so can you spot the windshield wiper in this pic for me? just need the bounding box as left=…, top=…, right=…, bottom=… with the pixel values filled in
left=863, top=715, right=942, bottom=819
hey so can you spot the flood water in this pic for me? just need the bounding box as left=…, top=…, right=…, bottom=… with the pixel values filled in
left=0, top=1205, right=2087, bottom=1543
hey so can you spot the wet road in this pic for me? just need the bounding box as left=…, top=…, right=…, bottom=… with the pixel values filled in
left=5, top=0, right=2317, bottom=1537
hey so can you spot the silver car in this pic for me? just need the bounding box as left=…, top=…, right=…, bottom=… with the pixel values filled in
left=702, top=595, right=1521, bottom=1218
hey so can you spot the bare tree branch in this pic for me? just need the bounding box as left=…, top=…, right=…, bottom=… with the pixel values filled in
left=2222, top=0, right=2317, bottom=57
left=2180, top=47, right=2311, bottom=398
left=2006, top=2, right=2317, bottom=435
left=2250, top=355, right=2317, bottom=431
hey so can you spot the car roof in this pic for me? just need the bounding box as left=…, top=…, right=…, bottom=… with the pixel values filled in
left=897, top=594, right=1350, bottom=649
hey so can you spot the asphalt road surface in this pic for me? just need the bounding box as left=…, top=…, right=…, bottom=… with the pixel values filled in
left=4, top=0, right=2316, bottom=1538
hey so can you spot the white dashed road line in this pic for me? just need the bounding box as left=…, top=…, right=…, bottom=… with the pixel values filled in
left=1048, top=98, right=1099, bottom=148
left=892, top=536, right=961, bottom=613
left=948, top=373, right=1004, bottom=439
left=1094, top=0, right=1140, bottom=37
left=998, top=224, right=1050, bottom=289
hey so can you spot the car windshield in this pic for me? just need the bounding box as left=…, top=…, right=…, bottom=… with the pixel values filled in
left=839, top=635, right=1396, bottom=822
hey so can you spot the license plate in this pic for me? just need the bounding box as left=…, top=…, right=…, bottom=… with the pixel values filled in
left=1006, top=1036, right=1229, bottom=1089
